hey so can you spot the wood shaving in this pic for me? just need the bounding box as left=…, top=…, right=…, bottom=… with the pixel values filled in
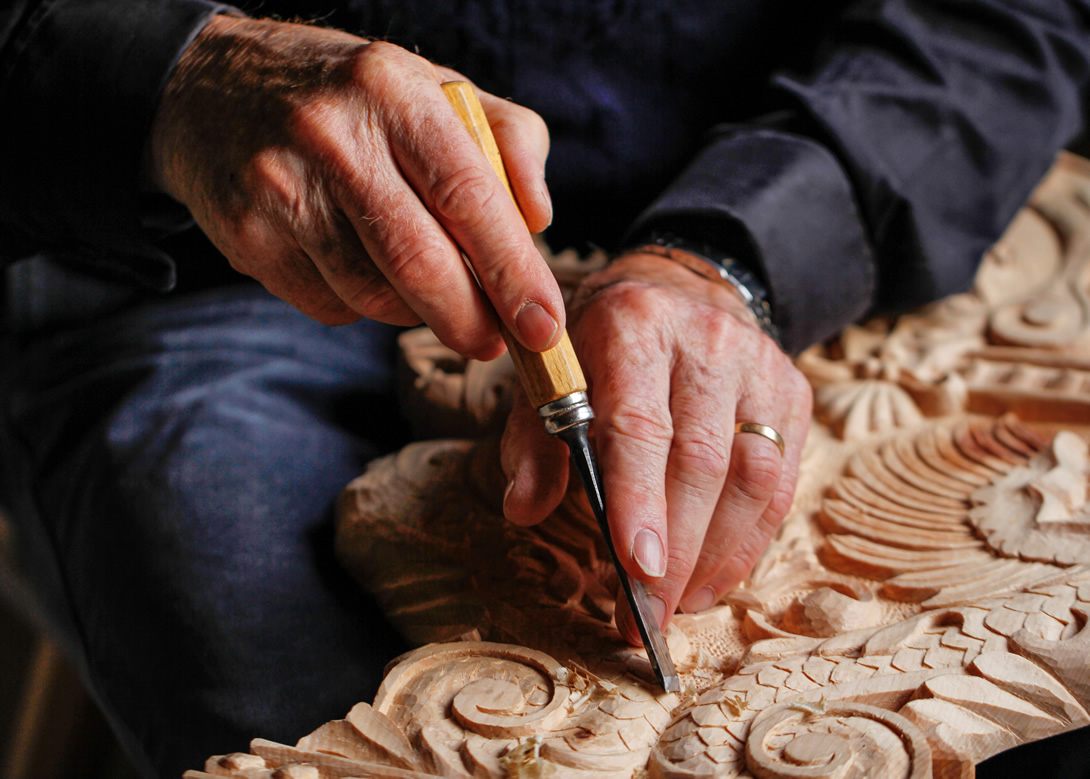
left=723, top=694, right=748, bottom=717
left=788, top=696, right=827, bottom=717
left=501, top=736, right=554, bottom=779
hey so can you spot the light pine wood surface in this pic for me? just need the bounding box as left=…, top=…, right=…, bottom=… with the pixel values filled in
left=186, top=154, right=1090, bottom=779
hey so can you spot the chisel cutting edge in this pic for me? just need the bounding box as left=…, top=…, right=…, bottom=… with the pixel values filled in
left=442, top=80, right=680, bottom=694
left=545, top=394, right=682, bottom=694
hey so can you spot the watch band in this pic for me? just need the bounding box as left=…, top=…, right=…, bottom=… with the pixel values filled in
left=628, top=232, right=780, bottom=345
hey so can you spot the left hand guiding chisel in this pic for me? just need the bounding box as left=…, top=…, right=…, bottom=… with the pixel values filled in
left=441, top=80, right=680, bottom=694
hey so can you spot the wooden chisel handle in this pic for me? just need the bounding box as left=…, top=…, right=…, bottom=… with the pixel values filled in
left=441, top=81, right=586, bottom=409
left=443, top=84, right=680, bottom=694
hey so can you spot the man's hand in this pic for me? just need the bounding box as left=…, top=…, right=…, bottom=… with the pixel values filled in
left=501, top=251, right=812, bottom=642
left=148, top=15, right=562, bottom=360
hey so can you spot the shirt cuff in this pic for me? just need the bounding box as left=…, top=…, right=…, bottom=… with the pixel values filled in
left=627, top=127, right=875, bottom=355
left=0, top=0, right=237, bottom=288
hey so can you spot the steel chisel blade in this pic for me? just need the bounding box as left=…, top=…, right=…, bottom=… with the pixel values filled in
left=557, top=424, right=681, bottom=694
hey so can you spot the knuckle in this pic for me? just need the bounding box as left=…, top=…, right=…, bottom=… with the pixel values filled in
left=350, top=41, right=411, bottom=90
left=690, top=546, right=726, bottom=580
left=787, top=370, right=814, bottom=411
left=286, top=94, right=337, bottom=142
left=226, top=212, right=270, bottom=260
left=614, top=280, right=669, bottom=309
left=764, top=486, right=795, bottom=523
left=382, top=231, right=445, bottom=288
left=243, top=153, right=325, bottom=247
left=347, top=44, right=433, bottom=137
left=658, top=546, right=698, bottom=588
left=526, top=108, right=549, bottom=139
left=472, top=238, right=538, bottom=295
left=429, top=166, right=497, bottom=226
left=248, top=150, right=303, bottom=209
left=577, top=282, right=673, bottom=335
left=588, top=278, right=661, bottom=309
left=700, top=307, right=738, bottom=340
left=672, top=432, right=730, bottom=485
left=492, top=104, right=549, bottom=144
left=340, top=275, right=411, bottom=322
left=605, top=403, right=673, bottom=451
left=731, top=447, right=782, bottom=503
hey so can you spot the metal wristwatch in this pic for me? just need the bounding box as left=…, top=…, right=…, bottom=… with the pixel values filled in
left=629, top=232, right=779, bottom=345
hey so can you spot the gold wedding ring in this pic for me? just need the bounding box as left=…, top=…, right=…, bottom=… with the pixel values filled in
left=734, top=422, right=785, bottom=456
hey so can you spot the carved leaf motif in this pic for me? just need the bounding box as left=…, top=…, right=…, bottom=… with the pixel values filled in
left=802, top=153, right=1090, bottom=429
left=189, top=415, right=1090, bottom=779
left=187, top=153, right=1090, bottom=779
left=969, top=431, right=1090, bottom=564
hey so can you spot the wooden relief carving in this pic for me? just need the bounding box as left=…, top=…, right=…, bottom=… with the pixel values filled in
left=186, top=153, right=1090, bottom=778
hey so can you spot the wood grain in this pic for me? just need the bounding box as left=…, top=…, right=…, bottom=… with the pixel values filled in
left=185, top=153, right=1090, bottom=779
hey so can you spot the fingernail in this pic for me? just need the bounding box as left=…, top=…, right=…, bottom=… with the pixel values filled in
left=680, top=586, right=717, bottom=614
left=515, top=301, right=558, bottom=351
left=540, top=180, right=553, bottom=226
left=632, top=528, right=666, bottom=578
left=502, top=479, right=515, bottom=516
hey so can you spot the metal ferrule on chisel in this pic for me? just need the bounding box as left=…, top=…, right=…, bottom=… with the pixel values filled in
left=538, top=391, right=594, bottom=435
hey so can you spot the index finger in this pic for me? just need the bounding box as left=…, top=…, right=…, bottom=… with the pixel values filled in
left=415, top=80, right=566, bottom=352
left=379, top=77, right=562, bottom=355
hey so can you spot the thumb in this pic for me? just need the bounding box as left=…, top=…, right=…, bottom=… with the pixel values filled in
left=500, top=387, right=570, bottom=526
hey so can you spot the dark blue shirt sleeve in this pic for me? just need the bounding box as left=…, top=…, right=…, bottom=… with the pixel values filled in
left=0, top=0, right=235, bottom=288
left=630, top=0, right=1090, bottom=354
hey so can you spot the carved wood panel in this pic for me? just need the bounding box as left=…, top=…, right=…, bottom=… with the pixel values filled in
left=185, top=154, right=1090, bottom=779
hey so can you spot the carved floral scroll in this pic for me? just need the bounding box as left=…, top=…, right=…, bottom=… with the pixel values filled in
left=186, top=154, right=1090, bottom=778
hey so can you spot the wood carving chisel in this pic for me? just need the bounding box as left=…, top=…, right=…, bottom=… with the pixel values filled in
left=442, top=81, right=680, bottom=694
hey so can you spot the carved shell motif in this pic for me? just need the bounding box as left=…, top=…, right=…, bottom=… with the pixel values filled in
left=814, top=379, right=923, bottom=441
left=818, top=415, right=1079, bottom=607
left=805, top=152, right=1090, bottom=437
left=185, top=155, right=1090, bottom=779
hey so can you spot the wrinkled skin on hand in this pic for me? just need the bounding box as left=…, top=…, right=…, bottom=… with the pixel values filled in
left=148, top=15, right=562, bottom=360
left=502, top=253, right=813, bottom=644
left=151, top=14, right=812, bottom=647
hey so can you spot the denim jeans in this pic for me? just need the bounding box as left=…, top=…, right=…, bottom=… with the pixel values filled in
left=1, top=278, right=411, bottom=777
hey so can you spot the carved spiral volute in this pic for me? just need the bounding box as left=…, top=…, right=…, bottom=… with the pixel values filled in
left=370, top=642, right=573, bottom=775
left=745, top=702, right=932, bottom=779
left=377, top=642, right=569, bottom=736
left=449, top=673, right=568, bottom=738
